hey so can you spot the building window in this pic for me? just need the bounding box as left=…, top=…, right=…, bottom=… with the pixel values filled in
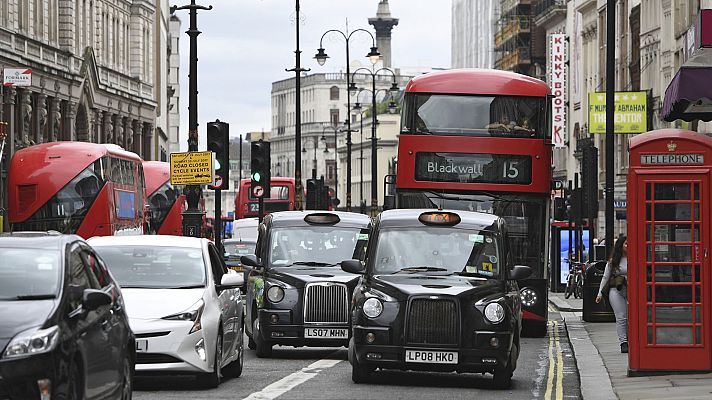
left=330, top=109, right=340, bottom=127
left=326, top=160, right=336, bottom=182
left=330, top=86, right=340, bottom=100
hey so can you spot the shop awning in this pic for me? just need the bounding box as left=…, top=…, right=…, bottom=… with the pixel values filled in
left=661, top=64, right=712, bottom=122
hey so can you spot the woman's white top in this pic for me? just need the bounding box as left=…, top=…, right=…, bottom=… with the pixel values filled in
left=598, top=256, right=628, bottom=296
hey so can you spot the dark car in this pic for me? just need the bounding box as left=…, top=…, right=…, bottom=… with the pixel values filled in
left=0, top=232, right=135, bottom=399
left=342, top=210, right=531, bottom=389
left=240, top=211, right=371, bottom=358
left=224, top=238, right=257, bottom=291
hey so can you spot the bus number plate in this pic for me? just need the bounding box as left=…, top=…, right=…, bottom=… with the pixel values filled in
left=405, top=349, right=458, bottom=364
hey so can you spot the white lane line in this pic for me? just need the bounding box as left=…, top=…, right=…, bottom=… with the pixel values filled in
left=242, top=355, right=343, bottom=400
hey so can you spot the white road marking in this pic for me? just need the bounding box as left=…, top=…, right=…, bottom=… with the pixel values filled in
left=242, top=355, right=343, bottom=400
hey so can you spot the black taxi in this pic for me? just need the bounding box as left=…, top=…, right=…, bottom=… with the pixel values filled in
left=240, top=211, right=371, bottom=357
left=341, top=209, right=531, bottom=388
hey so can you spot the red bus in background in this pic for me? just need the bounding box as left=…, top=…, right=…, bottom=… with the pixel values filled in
left=235, top=177, right=296, bottom=219
left=8, top=142, right=145, bottom=238
left=392, top=69, right=553, bottom=337
left=143, top=161, right=185, bottom=235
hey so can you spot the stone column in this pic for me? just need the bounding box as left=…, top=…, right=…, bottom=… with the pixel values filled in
left=143, top=122, right=154, bottom=160
left=94, top=110, right=103, bottom=143
left=36, top=94, right=47, bottom=144
left=132, top=120, right=142, bottom=155
left=124, top=117, right=133, bottom=150
left=49, top=97, right=62, bottom=142
left=113, top=114, right=123, bottom=146
left=18, top=89, right=33, bottom=149
left=87, top=108, right=96, bottom=143
left=64, top=101, right=76, bottom=141
left=103, top=111, right=113, bottom=143
left=4, top=87, right=17, bottom=156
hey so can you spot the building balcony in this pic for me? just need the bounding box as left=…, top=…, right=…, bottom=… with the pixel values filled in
left=533, top=0, right=567, bottom=26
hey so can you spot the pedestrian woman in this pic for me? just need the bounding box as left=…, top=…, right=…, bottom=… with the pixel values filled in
left=596, top=235, right=629, bottom=353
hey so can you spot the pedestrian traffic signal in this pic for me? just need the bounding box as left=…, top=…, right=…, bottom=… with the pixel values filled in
left=581, top=145, right=599, bottom=218
left=207, top=120, right=229, bottom=190
left=251, top=140, right=271, bottom=198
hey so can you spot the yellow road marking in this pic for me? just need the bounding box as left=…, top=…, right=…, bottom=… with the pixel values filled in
left=545, top=321, right=555, bottom=399
left=544, top=320, right=564, bottom=400
left=555, top=320, right=564, bottom=400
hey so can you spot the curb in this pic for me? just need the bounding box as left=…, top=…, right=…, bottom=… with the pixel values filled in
left=550, top=301, right=618, bottom=400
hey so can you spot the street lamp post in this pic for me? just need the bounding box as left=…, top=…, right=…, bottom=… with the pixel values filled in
left=320, top=125, right=340, bottom=203
left=302, top=137, right=326, bottom=179
left=351, top=103, right=366, bottom=214
left=287, top=0, right=309, bottom=210
left=171, top=0, right=212, bottom=237
left=350, top=67, right=399, bottom=216
left=315, top=28, right=380, bottom=211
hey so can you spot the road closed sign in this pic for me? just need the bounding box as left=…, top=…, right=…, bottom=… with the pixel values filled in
left=170, top=151, right=214, bottom=185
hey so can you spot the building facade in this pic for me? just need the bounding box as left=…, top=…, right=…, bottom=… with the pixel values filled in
left=0, top=0, right=179, bottom=213
left=451, top=0, right=499, bottom=68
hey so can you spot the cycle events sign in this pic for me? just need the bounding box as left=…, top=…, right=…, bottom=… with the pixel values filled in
left=548, top=33, right=567, bottom=148
left=588, top=91, right=648, bottom=134
left=415, top=152, right=532, bottom=185
left=170, top=151, right=214, bottom=185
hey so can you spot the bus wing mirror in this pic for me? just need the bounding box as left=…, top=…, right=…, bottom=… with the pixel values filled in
left=509, top=265, right=532, bottom=280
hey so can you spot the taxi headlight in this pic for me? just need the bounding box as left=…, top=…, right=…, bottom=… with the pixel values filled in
left=520, top=287, right=538, bottom=307
left=484, top=303, right=505, bottom=324
left=267, top=286, right=285, bottom=303
left=363, top=298, right=383, bottom=318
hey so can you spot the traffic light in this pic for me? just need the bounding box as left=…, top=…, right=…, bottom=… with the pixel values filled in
left=207, top=120, right=229, bottom=190
left=250, top=140, right=271, bottom=198
left=306, top=178, right=317, bottom=209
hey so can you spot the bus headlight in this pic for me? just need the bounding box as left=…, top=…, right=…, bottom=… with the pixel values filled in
left=363, top=298, right=383, bottom=318
left=484, top=303, right=505, bottom=324
left=267, top=286, right=285, bottom=303
left=520, top=287, right=538, bottom=307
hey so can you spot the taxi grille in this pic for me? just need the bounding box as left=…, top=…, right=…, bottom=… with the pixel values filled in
left=407, top=299, right=459, bottom=345
left=304, top=283, right=349, bottom=323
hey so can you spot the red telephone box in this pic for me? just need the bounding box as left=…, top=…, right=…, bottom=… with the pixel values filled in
left=628, top=129, right=712, bottom=374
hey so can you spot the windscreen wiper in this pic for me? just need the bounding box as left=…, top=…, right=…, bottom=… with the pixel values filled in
left=13, top=294, right=56, bottom=300
left=395, top=266, right=449, bottom=274
left=292, top=261, right=337, bottom=267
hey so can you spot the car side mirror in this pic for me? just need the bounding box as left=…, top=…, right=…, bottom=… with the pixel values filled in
left=509, top=265, right=532, bottom=281
left=240, top=254, right=262, bottom=268
left=341, top=259, right=365, bottom=274
left=82, top=289, right=112, bottom=311
left=217, top=273, right=245, bottom=291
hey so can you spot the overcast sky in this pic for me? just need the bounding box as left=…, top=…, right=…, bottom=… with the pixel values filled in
left=173, top=0, right=451, bottom=151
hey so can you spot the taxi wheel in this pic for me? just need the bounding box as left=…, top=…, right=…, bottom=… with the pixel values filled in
left=492, top=352, right=514, bottom=389
left=350, top=341, right=373, bottom=384
left=253, top=318, right=273, bottom=358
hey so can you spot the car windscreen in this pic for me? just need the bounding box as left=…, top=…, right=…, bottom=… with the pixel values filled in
left=372, top=227, right=501, bottom=278
left=224, top=242, right=256, bottom=256
left=0, top=249, right=61, bottom=300
left=92, top=245, right=206, bottom=289
left=269, top=226, right=369, bottom=267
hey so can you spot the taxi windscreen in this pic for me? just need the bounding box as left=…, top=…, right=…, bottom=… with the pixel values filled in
left=372, top=228, right=501, bottom=278
left=269, top=227, right=369, bottom=266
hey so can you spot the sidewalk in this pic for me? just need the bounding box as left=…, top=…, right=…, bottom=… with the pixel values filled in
left=549, top=292, right=712, bottom=400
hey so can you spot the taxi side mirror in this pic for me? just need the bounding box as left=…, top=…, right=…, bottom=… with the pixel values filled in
left=240, top=254, right=262, bottom=268
left=509, top=265, right=532, bottom=280
left=341, top=259, right=365, bottom=274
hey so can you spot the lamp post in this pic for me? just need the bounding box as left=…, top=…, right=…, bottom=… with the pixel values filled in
left=302, top=137, right=327, bottom=179
left=351, top=102, right=367, bottom=214
left=171, top=0, right=212, bottom=237
left=315, top=28, right=380, bottom=211
left=287, top=0, right=309, bottom=210
left=350, top=67, right=399, bottom=216
left=320, top=125, right=340, bottom=203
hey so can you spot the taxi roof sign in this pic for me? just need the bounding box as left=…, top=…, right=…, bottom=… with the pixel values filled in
left=418, top=212, right=461, bottom=226
left=170, top=151, right=214, bottom=185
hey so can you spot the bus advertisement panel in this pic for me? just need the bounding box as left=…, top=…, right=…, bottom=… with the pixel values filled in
left=393, top=69, right=553, bottom=337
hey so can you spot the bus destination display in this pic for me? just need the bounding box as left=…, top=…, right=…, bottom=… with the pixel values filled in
left=415, top=152, right=532, bottom=185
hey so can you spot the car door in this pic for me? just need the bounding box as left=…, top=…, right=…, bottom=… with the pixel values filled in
left=246, top=222, right=268, bottom=337
left=65, top=243, right=110, bottom=399
left=208, top=243, right=238, bottom=359
left=81, top=246, right=128, bottom=394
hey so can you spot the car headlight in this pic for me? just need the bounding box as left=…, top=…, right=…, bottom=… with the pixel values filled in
left=363, top=298, right=383, bottom=318
left=520, top=287, right=538, bottom=307
left=162, top=299, right=205, bottom=334
left=3, top=326, right=60, bottom=359
left=484, top=303, right=505, bottom=324
left=267, top=286, right=285, bottom=303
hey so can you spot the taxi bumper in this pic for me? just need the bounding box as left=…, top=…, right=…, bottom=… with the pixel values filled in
left=258, top=309, right=350, bottom=347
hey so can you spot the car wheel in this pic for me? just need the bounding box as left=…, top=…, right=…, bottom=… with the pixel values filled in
left=120, top=355, right=133, bottom=400
left=197, top=332, right=223, bottom=388
left=253, top=317, right=272, bottom=358
left=64, top=359, right=84, bottom=400
left=350, top=340, right=372, bottom=384
left=223, top=318, right=244, bottom=378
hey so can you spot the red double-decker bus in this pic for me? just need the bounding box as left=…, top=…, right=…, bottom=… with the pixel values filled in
left=8, top=142, right=145, bottom=238
left=235, top=177, right=296, bottom=219
left=392, top=69, right=553, bottom=337
left=143, top=161, right=185, bottom=235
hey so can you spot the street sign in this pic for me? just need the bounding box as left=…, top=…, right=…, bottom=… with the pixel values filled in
left=3, top=68, right=32, bottom=87
left=252, top=185, right=265, bottom=198
left=169, top=151, right=214, bottom=185
left=212, top=175, right=224, bottom=190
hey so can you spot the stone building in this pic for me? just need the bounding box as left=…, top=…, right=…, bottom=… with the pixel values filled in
left=0, top=0, right=180, bottom=200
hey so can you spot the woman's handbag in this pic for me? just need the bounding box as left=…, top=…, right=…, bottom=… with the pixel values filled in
left=610, top=275, right=627, bottom=291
